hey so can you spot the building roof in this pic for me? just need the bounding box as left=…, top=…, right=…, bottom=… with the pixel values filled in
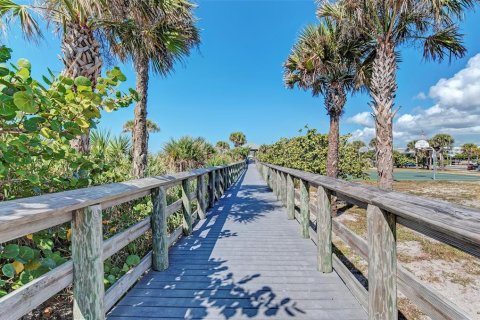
left=245, top=143, right=259, bottom=150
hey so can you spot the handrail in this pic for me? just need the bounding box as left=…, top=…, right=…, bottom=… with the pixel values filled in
left=0, top=163, right=243, bottom=244
left=257, top=162, right=479, bottom=320
left=0, top=161, right=247, bottom=320
left=263, top=163, right=480, bottom=258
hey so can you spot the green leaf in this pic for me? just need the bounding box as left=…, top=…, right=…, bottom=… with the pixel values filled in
left=0, top=290, right=7, bottom=298
left=19, top=270, right=34, bottom=284
left=2, top=264, right=15, bottom=278
left=23, top=117, right=43, bottom=132
left=126, top=255, right=140, bottom=267
left=0, top=66, right=9, bottom=77
left=17, top=58, right=31, bottom=70
left=107, top=274, right=116, bottom=284
left=74, top=76, right=92, bottom=87
left=16, top=68, right=30, bottom=79
left=17, top=246, right=34, bottom=263
left=41, top=257, right=56, bottom=270
left=0, top=46, right=12, bottom=63
left=2, top=244, right=19, bottom=259
left=13, top=91, right=36, bottom=113
left=42, top=75, right=52, bottom=85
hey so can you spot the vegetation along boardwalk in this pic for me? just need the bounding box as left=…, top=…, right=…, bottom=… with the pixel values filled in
left=107, top=163, right=367, bottom=319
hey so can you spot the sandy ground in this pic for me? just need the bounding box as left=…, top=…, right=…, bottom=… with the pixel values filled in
left=334, top=180, right=480, bottom=319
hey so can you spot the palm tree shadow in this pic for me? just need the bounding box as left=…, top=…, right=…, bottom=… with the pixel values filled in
left=109, top=165, right=306, bottom=319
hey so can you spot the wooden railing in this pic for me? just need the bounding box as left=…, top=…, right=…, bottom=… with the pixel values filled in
left=0, top=161, right=246, bottom=320
left=257, top=162, right=480, bottom=320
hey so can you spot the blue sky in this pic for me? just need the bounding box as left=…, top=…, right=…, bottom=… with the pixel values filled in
left=5, top=0, right=480, bottom=151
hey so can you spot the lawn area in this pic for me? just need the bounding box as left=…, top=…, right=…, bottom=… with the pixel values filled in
left=364, top=168, right=480, bottom=181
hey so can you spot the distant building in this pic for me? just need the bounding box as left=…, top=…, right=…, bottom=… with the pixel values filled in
left=245, top=143, right=259, bottom=158
left=395, top=147, right=415, bottom=156
left=447, top=147, right=463, bottom=157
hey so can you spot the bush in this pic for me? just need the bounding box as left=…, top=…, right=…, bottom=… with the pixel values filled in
left=257, top=129, right=368, bottom=179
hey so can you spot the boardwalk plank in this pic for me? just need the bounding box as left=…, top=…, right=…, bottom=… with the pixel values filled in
left=108, top=163, right=366, bottom=320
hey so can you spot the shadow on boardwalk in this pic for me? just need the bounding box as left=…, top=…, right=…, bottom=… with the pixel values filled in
left=109, top=164, right=366, bottom=320
left=109, top=169, right=305, bottom=319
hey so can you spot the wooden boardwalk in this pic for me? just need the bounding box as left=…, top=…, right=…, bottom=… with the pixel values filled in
left=108, top=163, right=366, bottom=320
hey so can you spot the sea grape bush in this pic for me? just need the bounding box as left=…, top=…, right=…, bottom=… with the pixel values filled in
left=0, top=46, right=140, bottom=297
left=0, top=46, right=137, bottom=200
left=257, top=129, right=368, bottom=179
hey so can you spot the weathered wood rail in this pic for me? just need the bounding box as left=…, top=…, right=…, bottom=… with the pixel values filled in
left=257, top=162, right=480, bottom=320
left=0, top=161, right=246, bottom=320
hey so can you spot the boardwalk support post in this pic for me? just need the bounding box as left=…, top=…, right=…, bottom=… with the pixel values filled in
left=300, top=179, right=310, bottom=239
left=276, top=170, right=281, bottom=200
left=208, top=170, right=215, bottom=208
left=72, top=205, right=104, bottom=320
left=197, top=174, right=206, bottom=219
left=182, top=179, right=192, bottom=235
left=317, top=186, right=332, bottom=273
left=367, top=204, right=397, bottom=320
left=282, top=172, right=287, bottom=205
left=286, top=174, right=295, bottom=220
left=215, top=169, right=221, bottom=200
left=152, top=186, right=168, bottom=271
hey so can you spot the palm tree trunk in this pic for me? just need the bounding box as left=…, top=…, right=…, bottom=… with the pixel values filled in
left=371, top=37, right=397, bottom=190
left=326, top=114, right=340, bottom=178
left=62, top=21, right=102, bottom=154
left=325, top=83, right=346, bottom=217
left=132, top=55, right=149, bottom=178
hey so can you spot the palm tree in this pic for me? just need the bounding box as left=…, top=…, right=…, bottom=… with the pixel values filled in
left=320, top=0, right=471, bottom=189
left=462, top=143, right=479, bottom=164
left=103, top=0, right=200, bottom=178
left=163, top=136, right=213, bottom=172
left=407, top=140, right=419, bottom=169
left=284, top=19, right=369, bottom=178
left=216, top=141, right=230, bottom=154
left=229, top=132, right=247, bottom=147
left=123, top=119, right=160, bottom=143
left=0, top=0, right=127, bottom=153
left=429, top=134, right=454, bottom=169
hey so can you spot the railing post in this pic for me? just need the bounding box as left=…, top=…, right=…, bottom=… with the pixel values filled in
left=281, top=172, right=287, bottom=205
left=266, top=167, right=271, bottom=189
left=279, top=171, right=284, bottom=203
left=152, top=186, right=168, bottom=271
left=182, top=179, right=192, bottom=235
left=208, top=170, right=215, bottom=208
left=367, top=204, right=397, bottom=320
left=316, top=186, right=332, bottom=273
left=286, top=174, right=295, bottom=220
left=215, top=169, right=221, bottom=200
left=218, top=169, right=224, bottom=197
left=300, top=179, right=310, bottom=239
left=72, top=205, right=104, bottom=320
left=197, top=174, right=206, bottom=219
left=226, top=167, right=231, bottom=187
left=276, top=170, right=281, bottom=200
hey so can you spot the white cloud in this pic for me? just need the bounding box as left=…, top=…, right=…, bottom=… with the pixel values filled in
left=414, top=92, right=427, bottom=100
left=429, top=54, right=480, bottom=109
left=349, top=127, right=375, bottom=142
left=346, top=111, right=374, bottom=127
left=347, top=53, right=480, bottom=146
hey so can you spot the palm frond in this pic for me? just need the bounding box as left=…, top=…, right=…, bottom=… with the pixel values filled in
left=0, top=0, right=43, bottom=41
